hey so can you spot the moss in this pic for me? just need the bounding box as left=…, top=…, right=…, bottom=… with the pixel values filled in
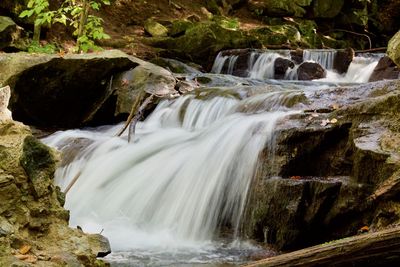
left=20, top=136, right=57, bottom=198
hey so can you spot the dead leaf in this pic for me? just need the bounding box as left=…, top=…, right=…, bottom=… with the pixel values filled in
left=290, top=176, right=301, bottom=180
left=330, top=118, right=338, bottom=124
left=19, top=245, right=31, bottom=255
left=360, top=225, right=369, bottom=232
left=332, top=103, right=339, bottom=110
left=320, top=119, right=330, bottom=126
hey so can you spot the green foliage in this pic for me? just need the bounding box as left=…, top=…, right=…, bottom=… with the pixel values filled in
left=27, top=41, right=57, bottom=54
left=19, top=0, right=111, bottom=53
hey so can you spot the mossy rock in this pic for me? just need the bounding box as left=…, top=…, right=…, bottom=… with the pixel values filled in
left=250, top=25, right=301, bottom=46
left=144, top=18, right=169, bottom=37
left=388, top=31, right=400, bottom=68
left=20, top=136, right=57, bottom=198
left=169, top=20, right=193, bottom=37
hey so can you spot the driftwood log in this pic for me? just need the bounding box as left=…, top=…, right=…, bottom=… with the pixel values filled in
left=243, top=226, right=400, bottom=267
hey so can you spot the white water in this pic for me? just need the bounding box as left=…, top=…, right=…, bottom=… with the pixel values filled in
left=212, top=49, right=381, bottom=83
left=303, top=49, right=336, bottom=70
left=44, top=92, right=297, bottom=264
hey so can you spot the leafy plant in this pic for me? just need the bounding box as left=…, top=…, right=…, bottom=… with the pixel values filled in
left=20, top=0, right=111, bottom=52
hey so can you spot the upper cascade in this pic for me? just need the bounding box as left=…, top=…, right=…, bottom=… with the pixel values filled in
left=210, top=49, right=390, bottom=83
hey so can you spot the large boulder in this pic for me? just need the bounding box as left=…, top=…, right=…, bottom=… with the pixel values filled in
left=0, top=16, right=23, bottom=51
left=388, top=31, right=400, bottom=68
left=297, top=61, right=326, bottom=80
left=0, top=120, right=109, bottom=266
left=369, top=56, right=400, bottom=82
left=112, top=57, right=179, bottom=116
left=0, top=50, right=137, bottom=127
left=243, top=80, right=400, bottom=250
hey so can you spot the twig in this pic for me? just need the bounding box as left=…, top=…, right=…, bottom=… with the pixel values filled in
left=116, top=90, right=146, bottom=137
left=355, top=47, right=387, bottom=53
left=64, top=171, right=82, bottom=194
left=322, top=29, right=372, bottom=50
left=128, top=94, right=155, bottom=142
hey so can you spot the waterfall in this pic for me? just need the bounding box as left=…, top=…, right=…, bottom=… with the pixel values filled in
left=211, top=52, right=239, bottom=75
left=44, top=92, right=298, bottom=253
left=211, top=49, right=381, bottom=83
left=303, top=49, right=336, bottom=70
left=248, top=52, right=281, bottom=80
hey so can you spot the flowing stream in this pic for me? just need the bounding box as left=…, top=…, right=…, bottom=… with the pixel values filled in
left=43, top=50, right=382, bottom=266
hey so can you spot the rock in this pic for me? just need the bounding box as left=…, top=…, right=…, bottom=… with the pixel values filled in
left=244, top=177, right=342, bottom=250
left=0, top=50, right=137, bottom=127
left=150, top=57, right=202, bottom=74
left=0, top=121, right=107, bottom=266
left=87, top=234, right=111, bottom=257
left=20, top=136, right=57, bottom=198
left=248, top=0, right=313, bottom=17
left=388, top=31, right=400, bottom=68
left=144, top=18, right=169, bottom=37
left=369, top=56, right=400, bottom=82
left=274, top=57, right=295, bottom=79
left=243, top=80, right=400, bottom=250
left=112, top=59, right=178, bottom=116
left=0, top=86, right=12, bottom=122
left=0, top=16, right=22, bottom=51
left=146, top=21, right=260, bottom=68
left=290, top=48, right=304, bottom=64
left=250, top=25, right=301, bottom=46
left=313, top=0, right=344, bottom=18
left=333, top=48, right=354, bottom=74
left=297, top=62, right=326, bottom=80
left=169, top=20, right=193, bottom=37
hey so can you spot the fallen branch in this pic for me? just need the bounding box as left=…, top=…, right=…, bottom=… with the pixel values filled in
left=355, top=47, right=387, bottom=53
left=116, top=93, right=155, bottom=142
left=64, top=171, right=82, bottom=194
left=127, top=94, right=155, bottom=142
left=243, top=226, right=400, bottom=267
left=116, top=90, right=147, bottom=137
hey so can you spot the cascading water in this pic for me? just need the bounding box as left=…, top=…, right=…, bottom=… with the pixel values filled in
left=303, top=49, right=336, bottom=70
left=212, top=49, right=381, bottom=83
left=43, top=49, right=390, bottom=266
left=44, top=90, right=298, bottom=265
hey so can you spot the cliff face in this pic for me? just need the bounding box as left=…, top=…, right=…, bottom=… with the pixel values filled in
left=0, top=120, right=110, bottom=266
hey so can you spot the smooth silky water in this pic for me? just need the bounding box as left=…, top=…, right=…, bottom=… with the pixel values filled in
left=43, top=50, right=381, bottom=266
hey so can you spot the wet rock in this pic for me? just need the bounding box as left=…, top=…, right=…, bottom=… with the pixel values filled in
left=0, top=50, right=137, bottom=127
left=144, top=18, right=169, bottom=37
left=274, top=57, right=295, bottom=79
left=0, top=16, right=23, bottom=51
left=87, top=234, right=111, bottom=257
left=297, top=62, right=326, bottom=80
left=333, top=48, right=354, bottom=74
left=369, top=56, right=400, bottom=82
left=290, top=48, right=304, bottom=64
left=150, top=57, right=202, bottom=74
left=244, top=80, right=400, bottom=250
left=387, top=32, right=400, bottom=68
left=244, top=177, right=342, bottom=250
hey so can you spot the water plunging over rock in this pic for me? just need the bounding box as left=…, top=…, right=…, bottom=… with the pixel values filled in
left=211, top=49, right=395, bottom=83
